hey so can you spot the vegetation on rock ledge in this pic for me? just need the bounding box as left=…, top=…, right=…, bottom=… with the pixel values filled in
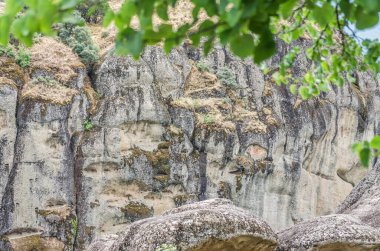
left=0, top=0, right=379, bottom=165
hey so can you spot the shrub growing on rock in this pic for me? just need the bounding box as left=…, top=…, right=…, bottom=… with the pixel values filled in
left=0, top=45, right=30, bottom=68
left=15, top=46, right=30, bottom=68
left=58, top=25, right=99, bottom=65
left=0, top=45, right=15, bottom=58
left=217, top=67, right=237, bottom=87
left=57, top=12, right=99, bottom=65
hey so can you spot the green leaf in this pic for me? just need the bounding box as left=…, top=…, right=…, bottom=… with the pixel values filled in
left=230, top=34, right=254, bottom=58
left=119, top=0, right=137, bottom=26
left=253, top=29, right=276, bottom=63
left=299, top=86, right=311, bottom=99
left=352, top=142, right=363, bottom=153
left=203, top=36, right=215, bottom=55
left=339, top=0, right=353, bottom=18
left=164, top=39, right=175, bottom=53
left=370, top=136, right=380, bottom=150
left=156, top=3, right=169, bottom=21
left=358, top=0, right=380, bottom=13
left=359, top=147, right=371, bottom=167
left=304, top=72, right=314, bottom=83
left=103, top=9, right=115, bottom=27
left=355, top=8, right=379, bottom=30
left=117, top=28, right=143, bottom=58
left=226, top=7, right=242, bottom=27
left=60, top=0, right=79, bottom=10
left=197, top=20, right=215, bottom=35
left=310, top=84, right=320, bottom=96
left=278, top=0, right=297, bottom=19
left=0, top=16, right=11, bottom=45
left=290, top=84, right=297, bottom=94
left=311, top=3, right=335, bottom=26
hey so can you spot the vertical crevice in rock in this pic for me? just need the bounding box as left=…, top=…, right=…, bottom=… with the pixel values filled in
left=0, top=92, right=20, bottom=237
left=198, top=152, right=207, bottom=201
left=73, top=135, right=84, bottom=250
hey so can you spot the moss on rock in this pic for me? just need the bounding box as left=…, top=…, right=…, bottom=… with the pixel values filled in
left=121, top=201, right=153, bottom=223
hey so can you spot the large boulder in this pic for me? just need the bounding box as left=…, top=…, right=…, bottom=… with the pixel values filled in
left=89, top=199, right=278, bottom=251
left=278, top=214, right=380, bottom=250
left=336, top=164, right=380, bottom=229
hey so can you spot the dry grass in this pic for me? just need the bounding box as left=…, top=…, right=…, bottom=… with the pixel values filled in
left=184, top=66, right=225, bottom=96
left=171, top=63, right=270, bottom=134
left=29, top=37, right=84, bottom=84
left=84, top=76, right=100, bottom=114
left=172, top=97, right=236, bottom=132
left=233, top=101, right=267, bottom=133
left=0, top=57, right=26, bottom=87
left=21, top=81, right=79, bottom=105
left=88, top=24, right=117, bottom=57
left=36, top=205, right=71, bottom=220
left=0, top=77, right=17, bottom=89
left=106, top=0, right=211, bottom=34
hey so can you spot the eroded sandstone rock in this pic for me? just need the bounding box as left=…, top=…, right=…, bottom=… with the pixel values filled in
left=89, top=199, right=278, bottom=251
left=1, top=33, right=380, bottom=249
left=278, top=214, right=380, bottom=250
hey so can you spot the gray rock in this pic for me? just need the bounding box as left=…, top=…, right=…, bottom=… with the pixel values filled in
left=1, top=35, right=380, bottom=249
left=278, top=214, right=380, bottom=250
left=89, top=198, right=278, bottom=251
left=337, top=163, right=380, bottom=229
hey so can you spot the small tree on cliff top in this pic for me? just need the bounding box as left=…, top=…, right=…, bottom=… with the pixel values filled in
left=0, top=0, right=379, bottom=166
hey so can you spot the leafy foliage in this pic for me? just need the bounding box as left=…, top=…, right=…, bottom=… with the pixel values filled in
left=352, top=136, right=380, bottom=168
left=57, top=12, right=99, bottom=65
left=15, top=46, right=30, bottom=68
left=30, top=76, right=59, bottom=86
left=0, top=0, right=80, bottom=46
left=196, top=59, right=211, bottom=72
left=83, top=118, right=93, bottom=131
left=0, top=44, right=30, bottom=68
left=76, top=0, right=109, bottom=24
left=0, top=45, right=16, bottom=58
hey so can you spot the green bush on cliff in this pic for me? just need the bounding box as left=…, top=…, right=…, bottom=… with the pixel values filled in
left=57, top=12, right=99, bottom=65
left=0, top=45, right=16, bottom=58
left=0, top=45, right=30, bottom=68
left=197, top=60, right=211, bottom=72
left=15, top=46, right=30, bottom=68
left=217, top=67, right=237, bottom=87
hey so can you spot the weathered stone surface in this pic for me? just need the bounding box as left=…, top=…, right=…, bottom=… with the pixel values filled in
left=278, top=214, right=380, bottom=250
left=0, top=39, right=90, bottom=250
left=89, top=199, right=278, bottom=251
left=337, top=163, right=380, bottom=229
left=1, top=34, right=380, bottom=249
left=0, top=81, right=17, bottom=204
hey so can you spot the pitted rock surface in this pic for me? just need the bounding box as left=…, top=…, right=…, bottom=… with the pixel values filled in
left=278, top=214, right=380, bottom=250
left=1, top=27, right=380, bottom=249
left=89, top=199, right=278, bottom=251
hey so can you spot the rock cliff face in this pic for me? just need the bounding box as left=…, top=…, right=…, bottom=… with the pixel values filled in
left=0, top=35, right=379, bottom=250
